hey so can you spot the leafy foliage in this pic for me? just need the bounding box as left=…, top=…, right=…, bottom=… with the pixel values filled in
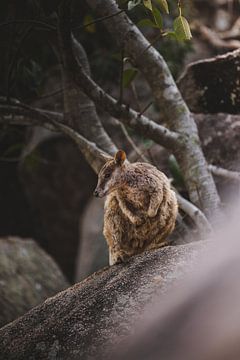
left=127, top=0, right=192, bottom=40
left=155, top=0, right=169, bottom=14
left=173, top=16, right=192, bottom=41
left=168, top=154, right=185, bottom=188
left=83, top=14, right=96, bottom=33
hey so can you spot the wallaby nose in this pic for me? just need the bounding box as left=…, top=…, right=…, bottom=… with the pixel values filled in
left=93, top=189, right=99, bottom=197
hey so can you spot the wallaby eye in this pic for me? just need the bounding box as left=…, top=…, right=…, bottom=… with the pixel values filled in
left=104, top=173, right=110, bottom=179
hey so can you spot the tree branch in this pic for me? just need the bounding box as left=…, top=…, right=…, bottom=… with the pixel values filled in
left=65, top=40, right=181, bottom=150
left=0, top=101, right=109, bottom=173
left=86, top=0, right=222, bottom=224
left=175, top=193, right=212, bottom=237
left=192, top=20, right=240, bottom=51
left=209, top=165, right=240, bottom=182
left=0, top=19, right=55, bottom=31
left=57, top=4, right=117, bottom=156
left=0, top=99, right=212, bottom=235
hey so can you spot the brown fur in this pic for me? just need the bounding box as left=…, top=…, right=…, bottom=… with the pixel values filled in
left=94, top=151, right=178, bottom=265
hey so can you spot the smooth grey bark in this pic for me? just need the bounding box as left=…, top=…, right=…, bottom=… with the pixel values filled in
left=0, top=242, right=204, bottom=360
left=86, top=0, right=222, bottom=222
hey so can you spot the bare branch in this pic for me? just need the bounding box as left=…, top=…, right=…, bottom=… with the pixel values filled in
left=57, top=5, right=117, bottom=156
left=24, top=87, right=63, bottom=103
left=7, top=26, right=34, bottom=100
left=209, top=165, right=240, bottom=182
left=66, top=46, right=181, bottom=150
left=72, top=10, right=124, bottom=30
left=0, top=20, right=55, bottom=31
left=175, top=193, right=213, bottom=237
left=0, top=98, right=212, bottom=234
left=0, top=101, right=109, bottom=173
left=192, top=20, right=240, bottom=51
left=119, top=123, right=149, bottom=163
left=0, top=99, right=63, bottom=123
left=54, top=122, right=111, bottom=173
left=219, top=18, right=240, bottom=41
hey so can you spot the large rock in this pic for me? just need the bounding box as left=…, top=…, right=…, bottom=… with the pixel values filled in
left=0, top=236, right=68, bottom=328
left=178, top=49, right=240, bottom=114
left=20, top=137, right=96, bottom=281
left=115, top=213, right=240, bottom=360
left=0, top=242, right=204, bottom=360
left=75, top=197, right=108, bottom=281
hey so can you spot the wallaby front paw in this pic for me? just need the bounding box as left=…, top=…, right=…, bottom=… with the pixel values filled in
left=147, top=208, right=158, bottom=218
left=109, top=251, right=129, bottom=265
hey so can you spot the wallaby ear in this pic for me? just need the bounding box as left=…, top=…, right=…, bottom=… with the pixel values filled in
left=114, top=150, right=126, bottom=166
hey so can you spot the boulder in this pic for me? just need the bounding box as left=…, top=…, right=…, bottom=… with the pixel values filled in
left=20, top=137, right=96, bottom=281
left=75, top=197, right=108, bottom=281
left=0, top=236, right=68, bottom=328
left=0, top=242, right=204, bottom=360
left=178, top=49, right=240, bottom=114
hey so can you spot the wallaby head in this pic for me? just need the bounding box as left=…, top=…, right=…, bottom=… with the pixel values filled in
left=93, top=150, right=126, bottom=198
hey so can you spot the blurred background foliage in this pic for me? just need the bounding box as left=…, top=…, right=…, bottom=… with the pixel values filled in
left=0, top=0, right=192, bottom=102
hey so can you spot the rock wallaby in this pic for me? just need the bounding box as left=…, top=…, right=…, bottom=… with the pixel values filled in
left=94, top=150, right=178, bottom=265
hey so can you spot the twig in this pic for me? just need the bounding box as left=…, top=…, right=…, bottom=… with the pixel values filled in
left=24, top=87, right=63, bottom=103
left=139, top=32, right=163, bottom=57
left=7, top=26, right=34, bottom=100
left=119, top=123, right=149, bottom=162
left=72, top=10, right=124, bottom=30
left=118, top=47, right=125, bottom=105
left=0, top=20, right=55, bottom=31
left=130, top=82, right=141, bottom=112
left=0, top=100, right=110, bottom=173
left=137, top=101, right=153, bottom=118
left=209, top=165, right=240, bottom=182
left=192, top=20, right=240, bottom=51
left=219, top=18, right=240, bottom=40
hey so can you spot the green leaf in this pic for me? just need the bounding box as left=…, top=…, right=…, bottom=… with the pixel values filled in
left=152, top=6, right=163, bottom=29
left=155, top=0, right=169, bottom=14
left=173, top=16, right=192, bottom=41
left=83, top=15, right=96, bottom=33
left=165, top=31, right=177, bottom=39
left=128, top=0, right=141, bottom=10
left=168, top=155, right=185, bottom=188
left=137, top=18, right=158, bottom=28
left=143, top=0, right=152, bottom=11
left=122, top=68, right=138, bottom=88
